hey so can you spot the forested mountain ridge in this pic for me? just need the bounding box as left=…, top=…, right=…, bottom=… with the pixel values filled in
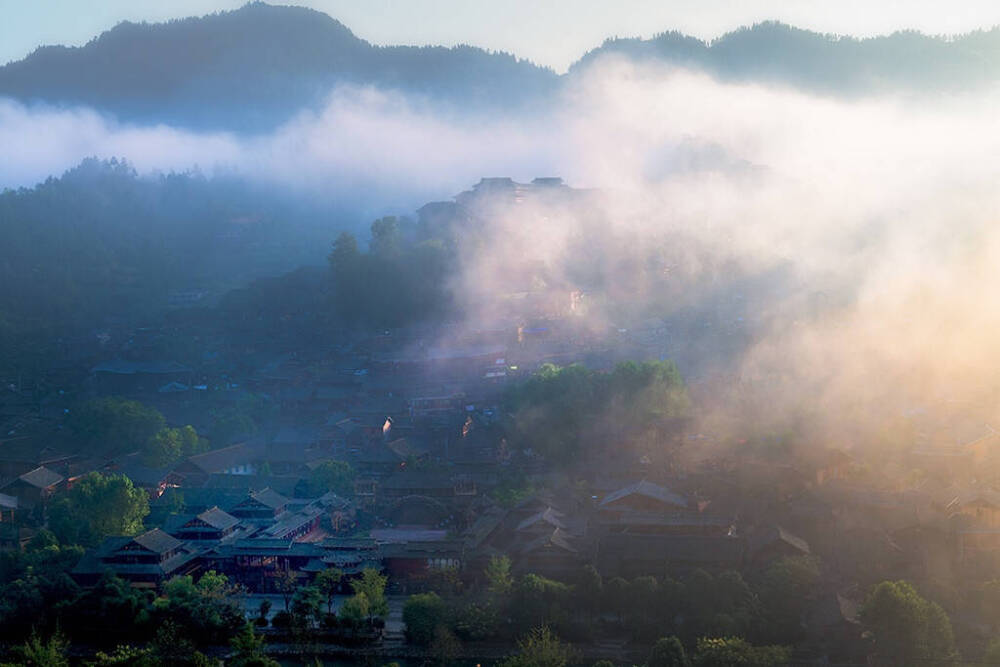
left=574, top=21, right=1000, bottom=94
left=0, top=158, right=338, bottom=373
left=3, top=4, right=1000, bottom=131
left=0, top=1, right=557, bottom=131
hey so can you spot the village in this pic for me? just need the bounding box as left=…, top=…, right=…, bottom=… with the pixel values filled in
left=2, top=178, right=1000, bottom=663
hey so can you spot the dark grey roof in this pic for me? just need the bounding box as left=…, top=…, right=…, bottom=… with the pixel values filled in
left=132, top=529, right=183, bottom=554
left=92, top=360, right=192, bottom=375
left=196, top=506, right=240, bottom=531
left=386, top=438, right=428, bottom=459
left=520, top=527, right=577, bottom=554
left=183, top=442, right=262, bottom=474
left=599, top=534, right=745, bottom=564
left=0, top=492, right=17, bottom=509
left=379, top=471, right=463, bottom=490
left=600, top=480, right=687, bottom=509
left=115, top=455, right=171, bottom=487
left=16, top=466, right=64, bottom=489
left=200, top=474, right=300, bottom=497
left=207, top=538, right=321, bottom=558
left=152, top=487, right=246, bottom=513
left=249, top=488, right=289, bottom=510
left=750, top=525, right=811, bottom=556
left=516, top=507, right=567, bottom=533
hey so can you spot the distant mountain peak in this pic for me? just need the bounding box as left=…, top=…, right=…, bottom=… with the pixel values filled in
left=2, top=5, right=1000, bottom=133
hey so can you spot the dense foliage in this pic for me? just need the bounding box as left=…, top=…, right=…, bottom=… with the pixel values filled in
left=48, top=472, right=150, bottom=547
left=0, top=2, right=556, bottom=131
left=328, top=218, right=452, bottom=328
left=0, top=158, right=333, bottom=377
left=503, top=360, right=690, bottom=462
left=859, top=580, right=957, bottom=665
left=305, top=459, right=355, bottom=497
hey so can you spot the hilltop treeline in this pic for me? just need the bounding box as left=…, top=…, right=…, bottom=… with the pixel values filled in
left=0, top=159, right=335, bottom=373
left=503, top=360, right=691, bottom=463
left=0, top=2, right=555, bottom=131
left=4, top=4, right=1000, bottom=132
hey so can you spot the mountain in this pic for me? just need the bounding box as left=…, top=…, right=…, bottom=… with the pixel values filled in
left=0, top=157, right=338, bottom=364
left=0, top=1, right=556, bottom=131
left=2, top=4, right=1000, bottom=133
left=573, top=21, right=1000, bottom=94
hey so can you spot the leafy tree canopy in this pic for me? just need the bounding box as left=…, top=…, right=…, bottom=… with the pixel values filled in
left=48, top=472, right=149, bottom=547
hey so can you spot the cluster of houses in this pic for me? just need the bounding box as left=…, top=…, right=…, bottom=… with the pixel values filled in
left=4, top=178, right=1000, bottom=659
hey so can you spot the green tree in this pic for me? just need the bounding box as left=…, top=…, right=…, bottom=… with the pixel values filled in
left=229, top=623, right=279, bottom=667
left=14, top=629, right=69, bottom=667
left=629, top=575, right=660, bottom=626
left=499, top=627, right=576, bottom=667
left=257, top=599, right=271, bottom=625
left=573, top=565, right=602, bottom=621
left=143, top=425, right=203, bottom=468
left=48, top=472, right=149, bottom=546
left=91, top=644, right=154, bottom=665
left=305, top=460, right=354, bottom=497
left=511, top=574, right=571, bottom=633
left=429, top=624, right=461, bottom=666
left=755, top=556, right=820, bottom=643
left=503, top=360, right=688, bottom=462
left=403, top=592, right=447, bottom=645
left=153, top=571, right=244, bottom=645
left=351, top=568, right=388, bottom=620
left=650, top=636, right=690, bottom=667
left=290, top=586, right=324, bottom=629
left=328, top=231, right=363, bottom=321
left=370, top=216, right=403, bottom=258
left=145, top=621, right=217, bottom=666
left=986, top=637, right=1000, bottom=665
left=486, top=554, right=513, bottom=597
left=339, top=593, right=369, bottom=626
left=68, top=397, right=165, bottom=455
left=328, top=231, right=360, bottom=270
left=274, top=569, right=297, bottom=612
left=692, top=637, right=790, bottom=667
left=604, top=576, right=629, bottom=623
left=208, top=406, right=257, bottom=447
left=859, top=580, right=957, bottom=665
left=314, top=568, right=343, bottom=614
left=69, top=572, right=152, bottom=641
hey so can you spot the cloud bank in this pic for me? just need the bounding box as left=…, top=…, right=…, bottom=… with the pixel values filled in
left=5, top=58, right=1000, bottom=449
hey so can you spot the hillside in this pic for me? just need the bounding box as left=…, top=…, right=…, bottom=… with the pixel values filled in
left=0, top=1, right=556, bottom=131
left=3, top=5, right=1000, bottom=133
left=573, top=21, right=1000, bottom=94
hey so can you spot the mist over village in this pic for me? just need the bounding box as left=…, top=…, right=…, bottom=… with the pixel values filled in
left=3, top=2, right=1000, bottom=665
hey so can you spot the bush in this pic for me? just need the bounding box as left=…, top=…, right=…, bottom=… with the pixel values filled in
left=270, top=610, right=292, bottom=629
left=253, top=616, right=268, bottom=627
left=322, top=613, right=340, bottom=629
left=403, top=592, right=447, bottom=645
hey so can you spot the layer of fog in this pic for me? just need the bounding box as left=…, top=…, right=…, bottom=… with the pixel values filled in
left=5, top=56, right=1000, bottom=449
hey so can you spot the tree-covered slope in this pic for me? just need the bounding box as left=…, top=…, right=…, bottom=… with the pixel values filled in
left=0, top=2, right=556, bottom=131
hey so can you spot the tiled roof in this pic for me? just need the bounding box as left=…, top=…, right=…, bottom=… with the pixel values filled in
left=196, top=506, right=240, bottom=531
left=132, top=529, right=183, bottom=554
left=750, top=524, right=811, bottom=556
left=599, top=480, right=688, bottom=509
left=183, top=441, right=263, bottom=474
left=16, top=466, right=64, bottom=489
left=516, top=507, right=567, bottom=532
left=249, top=488, right=288, bottom=510
left=519, top=527, right=577, bottom=554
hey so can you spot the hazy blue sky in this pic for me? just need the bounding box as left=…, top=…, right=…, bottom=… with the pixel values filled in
left=3, top=0, right=1000, bottom=72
